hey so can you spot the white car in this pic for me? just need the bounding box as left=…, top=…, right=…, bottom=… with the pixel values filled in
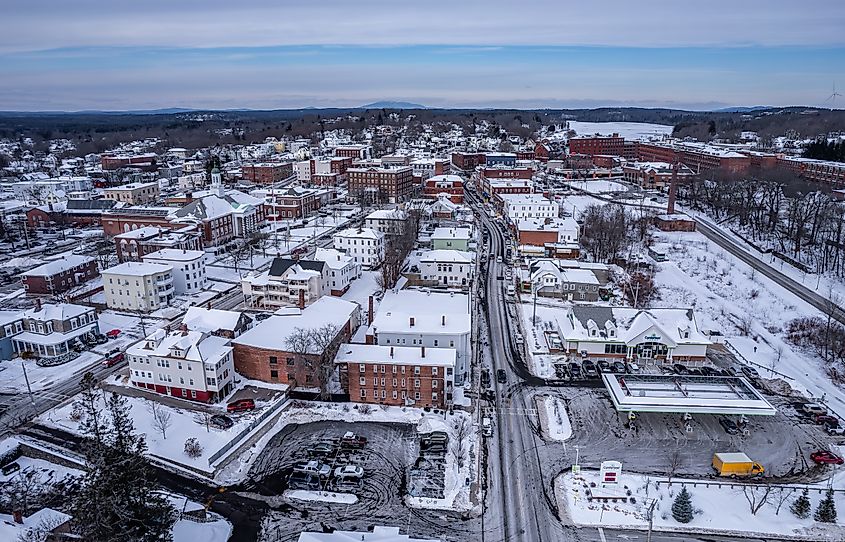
left=294, top=460, right=331, bottom=478
left=334, top=465, right=364, bottom=479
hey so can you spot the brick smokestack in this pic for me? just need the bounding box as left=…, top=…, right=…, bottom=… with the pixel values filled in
left=298, top=289, right=305, bottom=309
left=34, top=298, right=41, bottom=312
left=667, top=162, right=678, bottom=215
left=368, top=295, right=374, bottom=325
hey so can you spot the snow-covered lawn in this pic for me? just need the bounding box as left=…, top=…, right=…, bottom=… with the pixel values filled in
left=537, top=395, right=572, bottom=441
left=0, top=455, right=84, bottom=484
left=285, top=490, right=358, bottom=504
left=0, top=351, right=102, bottom=393
left=652, top=230, right=845, bottom=417
left=558, top=469, right=845, bottom=539
left=165, top=494, right=232, bottom=542
left=558, top=194, right=609, bottom=220
left=565, top=180, right=628, bottom=194
left=40, top=391, right=284, bottom=474
left=567, top=121, right=673, bottom=140
left=518, top=300, right=567, bottom=379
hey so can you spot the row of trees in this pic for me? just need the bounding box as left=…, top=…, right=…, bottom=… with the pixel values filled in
left=679, top=167, right=845, bottom=277
left=804, top=138, right=845, bottom=162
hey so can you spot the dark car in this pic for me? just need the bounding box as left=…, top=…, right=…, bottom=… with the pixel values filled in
left=420, top=431, right=448, bottom=452
left=568, top=362, right=582, bottom=378
left=720, top=367, right=737, bottom=377
left=1, top=462, right=21, bottom=476
left=102, top=352, right=125, bottom=367
left=582, top=360, right=598, bottom=378
left=287, top=472, right=321, bottom=490
left=496, top=369, right=507, bottom=383
left=699, top=366, right=719, bottom=376
left=719, top=417, right=740, bottom=435
left=481, top=369, right=491, bottom=388
left=810, top=451, right=845, bottom=465
left=308, top=442, right=337, bottom=457
left=672, top=363, right=689, bottom=375
left=611, top=361, right=627, bottom=373
left=227, top=399, right=256, bottom=413
left=597, top=360, right=611, bottom=374
left=740, top=366, right=760, bottom=379
left=209, top=414, right=234, bottom=430
left=815, top=415, right=839, bottom=428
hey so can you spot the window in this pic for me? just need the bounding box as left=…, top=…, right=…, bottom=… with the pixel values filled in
left=414, top=379, right=420, bottom=388
left=359, top=377, right=366, bottom=385
left=269, top=356, right=278, bottom=364
left=414, top=366, right=420, bottom=375
left=414, top=392, right=421, bottom=400
left=432, top=392, right=438, bottom=401
left=270, top=370, right=279, bottom=379
left=392, top=390, right=398, bottom=399
left=359, top=363, right=366, bottom=373
left=360, top=389, right=367, bottom=398
left=432, top=380, right=438, bottom=389
left=432, top=367, right=438, bottom=376
left=190, top=390, right=197, bottom=398
left=286, top=357, right=295, bottom=365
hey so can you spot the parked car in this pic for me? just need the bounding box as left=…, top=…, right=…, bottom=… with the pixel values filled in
left=597, top=360, right=611, bottom=374
left=287, top=472, right=321, bottom=490
left=802, top=403, right=827, bottom=416
left=102, top=352, right=124, bottom=367
left=209, top=414, right=234, bottom=430
left=227, top=399, right=256, bottom=413
left=815, top=415, right=839, bottom=427
left=482, top=417, right=493, bottom=437
left=481, top=369, right=491, bottom=388
left=496, top=369, right=507, bottom=383
left=582, top=360, right=598, bottom=378
left=294, top=460, right=332, bottom=478
left=333, top=465, right=364, bottom=479
left=568, top=362, right=582, bottom=378
left=307, top=443, right=337, bottom=457
left=672, top=363, right=689, bottom=375
left=825, top=424, right=845, bottom=436
left=420, top=432, right=448, bottom=452
left=625, top=361, right=640, bottom=373
left=720, top=367, right=737, bottom=377
left=611, top=361, right=627, bottom=373
left=699, top=366, right=718, bottom=376
left=105, top=329, right=121, bottom=339
left=740, top=366, right=760, bottom=379
left=340, top=432, right=367, bottom=449
left=810, top=451, right=845, bottom=465
left=719, top=417, right=740, bottom=435
left=1, top=462, right=21, bottom=475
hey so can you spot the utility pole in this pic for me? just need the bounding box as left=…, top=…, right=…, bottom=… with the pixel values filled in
left=21, top=360, right=34, bottom=404
left=646, top=498, right=658, bottom=542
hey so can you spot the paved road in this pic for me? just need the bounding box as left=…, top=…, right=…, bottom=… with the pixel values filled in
left=694, top=217, right=845, bottom=326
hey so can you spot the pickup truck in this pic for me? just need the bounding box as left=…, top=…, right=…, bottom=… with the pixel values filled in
left=712, top=452, right=765, bottom=478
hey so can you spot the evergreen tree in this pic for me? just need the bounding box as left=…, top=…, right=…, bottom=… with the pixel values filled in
left=790, top=488, right=811, bottom=519
left=815, top=489, right=837, bottom=523
left=671, top=486, right=694, bottom=523
left=72, top=375, right=176, bottom=541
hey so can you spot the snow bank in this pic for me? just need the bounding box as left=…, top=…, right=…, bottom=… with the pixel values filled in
left=286, top=490, right=358, bottom=504
left=537, top=395, right=572, bottom=441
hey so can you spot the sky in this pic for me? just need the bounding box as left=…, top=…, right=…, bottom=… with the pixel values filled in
left=1, top=0, right=844, bottom=111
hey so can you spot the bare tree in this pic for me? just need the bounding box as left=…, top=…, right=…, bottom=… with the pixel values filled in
left=666, top=448, right=684, bottom=487
left=449, top=417, right=472, bottom=470
left=741, top=485, right=772, bottom=515
left=308, top=323, right=342, bottom=400
left=284, top=327, right=313, bottom=389
left=147, top=400, right=173, bottom=440
left=771, top=344, right=784, bottom=377
left=0, top=470, right=49, bottom=517
left=771, top=486, right=794, bottom=515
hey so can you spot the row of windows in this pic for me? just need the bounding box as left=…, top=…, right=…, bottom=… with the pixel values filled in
left=360, top=389, right=438, bottom=402
left=360, top=377, right=440, bottom=389
left=383, top=337, right=455, bottom=348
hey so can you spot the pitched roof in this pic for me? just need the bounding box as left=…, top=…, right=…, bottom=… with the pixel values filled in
left=269, top=258, right=325, bottom=277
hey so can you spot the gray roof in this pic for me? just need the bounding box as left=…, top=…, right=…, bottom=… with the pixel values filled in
left=268, top=258, right=325, bottom=277
left=571, top=305, right=615, bottom=327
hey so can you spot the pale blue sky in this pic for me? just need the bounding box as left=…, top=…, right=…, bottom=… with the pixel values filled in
left=1, top=1, right=843, bottom=111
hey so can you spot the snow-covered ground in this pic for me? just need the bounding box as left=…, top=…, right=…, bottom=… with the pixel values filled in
left=517, top=300, right=567, bottom=379
left=557, top=194, right=609, bottom=220
left=164, top=493, right=233, bottom=542
left=0, top=351, right=102, bottom=393
left=0, top=455, right=84, bottom=484
left=567, top=121, right=673, bottom=141
left=652, top=229, right=845, bottom=418
left=285, top=490, right=358, bottom=504
left=564, top=180, right=628, bottom=194
left=536, top=395, right=572, bottom=441
left=558, top=469, right=845, bottom=539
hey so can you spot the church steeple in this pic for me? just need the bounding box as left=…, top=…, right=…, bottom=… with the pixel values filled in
left=210, top=167, right=224, bottom=196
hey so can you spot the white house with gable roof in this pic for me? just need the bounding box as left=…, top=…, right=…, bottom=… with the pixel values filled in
left=333, top=227, right=385, bottom=269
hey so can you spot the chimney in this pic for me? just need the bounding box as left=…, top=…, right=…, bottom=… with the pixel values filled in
left=421, top=346, right=425, bottom=358
left=441, top=315, right=446, bottom=326
left=179, top=323, right=188, bottom=336
left=368, top=295, right=374, bottom=325
left=667, top=162, right=678, bottom=215
left=390, top=346, right=394, bottom=358
left=409, top=317, right=415, bottom=327
left=207, top=301, right=212, bottom=310
left=13, top=510, right=23, bottom=524
left=298, top=289, right=306, bottom=309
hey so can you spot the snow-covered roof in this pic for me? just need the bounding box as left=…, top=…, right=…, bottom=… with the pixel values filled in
left=24, top=303, right=93, bottom=322
left=232, top=296, right=358, bottom=352
left=371, top=289, right=470, bottom=335
left=127, top=328, right=231, bottom=365
left=297, top=526, right=440, bottom=542
left=334, top=227, right=383, bottom=240
left=366, top=209, right=407, bottom=221
left=419, top=249, right=473, bottom=264
left=559, top=306, right=710, bottom=346
left=182, top=307, right=244, bottom=333
left=314, top=247, right=355, bottom=269
left=431, top=227, right=471, bottom=241
left=335, top=344, right=456, bottom=367
left=517, top=217, right=578, bottom=232
left=103, top=261, right=172, bottom=277
left=21, top=255, right=94, bottom=277
left=142, top=248, right=205, bottom=262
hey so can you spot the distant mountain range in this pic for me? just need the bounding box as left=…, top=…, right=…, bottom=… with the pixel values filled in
left=712, top=106, right=773, bottom=113
left=359, top=101, right=428, bottom=109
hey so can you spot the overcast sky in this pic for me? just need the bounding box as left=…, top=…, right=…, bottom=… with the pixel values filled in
left=1, top=1, right=843, bottom=111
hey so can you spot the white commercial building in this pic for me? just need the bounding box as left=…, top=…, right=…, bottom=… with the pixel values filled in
left=102, top=262, right=174, bottom=312
left=418, top=249, right=474, bottom=288
left=365, top=209, right=408, bottom=236
left=142, top=248, right=207, bottom=295
left=126, top=327, right=234, bottom=402
left=368, top=289, right=471, bottom=384
left=333, top=227, right=385, bottom=269
left=500, top=194, right=559, bottom=223
left=314, top=247, right=361, bottom=296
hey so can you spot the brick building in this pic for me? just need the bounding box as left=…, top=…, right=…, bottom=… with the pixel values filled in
left=101, top=208, right=175, bottom=237
left=231, top=296, right=359, bottom=386
left=450, top=152, right=485, bottom=171
left=21, top=255, right=99, bottom=296
left=100, top=153, right=157, bottom=171
left=569, top=135, right=626, bottom=157
left=241, top=162, right=294, bottom=184
left=336, top=344, right=455, bottom=408
left=103, top=181, right=160, bottom=205
left=422, top=174, right=464, bottom=203
left=334, top=145, right=372, bottom=160
left=114, top=226, right=203, bottom=262
left=255, top=186, right=333, bottom=220
left=347, top=166, right=414, bottom=203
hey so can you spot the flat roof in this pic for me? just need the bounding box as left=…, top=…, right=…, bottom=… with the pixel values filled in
left=602, top=373, right=777, bottom=416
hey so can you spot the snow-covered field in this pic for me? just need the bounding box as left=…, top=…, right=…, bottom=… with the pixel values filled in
left=558, top=469, right=845, bottom=539
left=652, top=230, right=845, bottom=417
left=536, top=395, right=572, bottom=441
left=164, top=494, right=232, bottom=542
left=557, top=194, right=608, bottom=220
left=565, top=180, right=628, bottom=194
left=567, top=121, right=673, bottom=141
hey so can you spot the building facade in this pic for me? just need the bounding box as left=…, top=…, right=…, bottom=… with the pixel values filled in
left=102, top=262, right=175, bottom=312
left=333, top=227, right=385, bottom=269
left=142, top=249, right=207, bottom=295
left=21, top=255, right=99, bottom=296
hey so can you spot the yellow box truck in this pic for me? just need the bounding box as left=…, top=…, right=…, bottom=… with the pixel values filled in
left=712, top=452, right=765, bottom=478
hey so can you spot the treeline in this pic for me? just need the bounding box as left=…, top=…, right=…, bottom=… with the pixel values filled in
left=804, top=138, right=845, bottom=162
left=679, top=167, right=845, bottom=277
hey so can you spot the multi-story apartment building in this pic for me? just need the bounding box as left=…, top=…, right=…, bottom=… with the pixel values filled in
left=336, top=344, right=455, bottom=408
left=10, top=302, right=99, bottom=363
left=102, top=262, right=175, bottom=312
left=347, top=166, right=414, bottom=203
left=417, top=249, right=474, bottom=289
left=232, top=296, right=359, bottom=386
left=241, top=162, right=294, bottom=184
left=255, top=186, right=333, bottom=220
left=569, top=135, right=627, bottom=157
left=100, top=153, right=157, bottom=171
left=422, top=174, right=464, bottom=203
left=241, top=258, right=329, bottom=309
left=103, top=181, right=160, bottom=205
left=142, top=249, right=207, bottom=295
left=21, top=255, right=99, bottom=296
left=126, top=326, right=234, bottom=402
left=431, top=227, right=471, bottom=251
left=333, top=227, right=385, bottom=269
left=517, top=217, right=580, bottom=259
left=367, top=289, right=471, bottom=384
left=410, top=158, right=450, bottom=180
left=622, top=162, right=695, bottom=191
left=114, top=226, right=203, bottom=263
left=333, top=144, right=372, bottom=160
left=450, top=152, right=485, bottom=172
left=500, top=194, right=559, bottom=223
left=364, top=209, right=408, bottom=236
left=314, top=247, right=361, bottom=296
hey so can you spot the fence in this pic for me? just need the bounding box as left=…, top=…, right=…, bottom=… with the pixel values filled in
left=654, top=479, right=845, bottom=495
left=724, top=340, right=794, bottom=382
left=207, top=396, right=289, bottom=467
